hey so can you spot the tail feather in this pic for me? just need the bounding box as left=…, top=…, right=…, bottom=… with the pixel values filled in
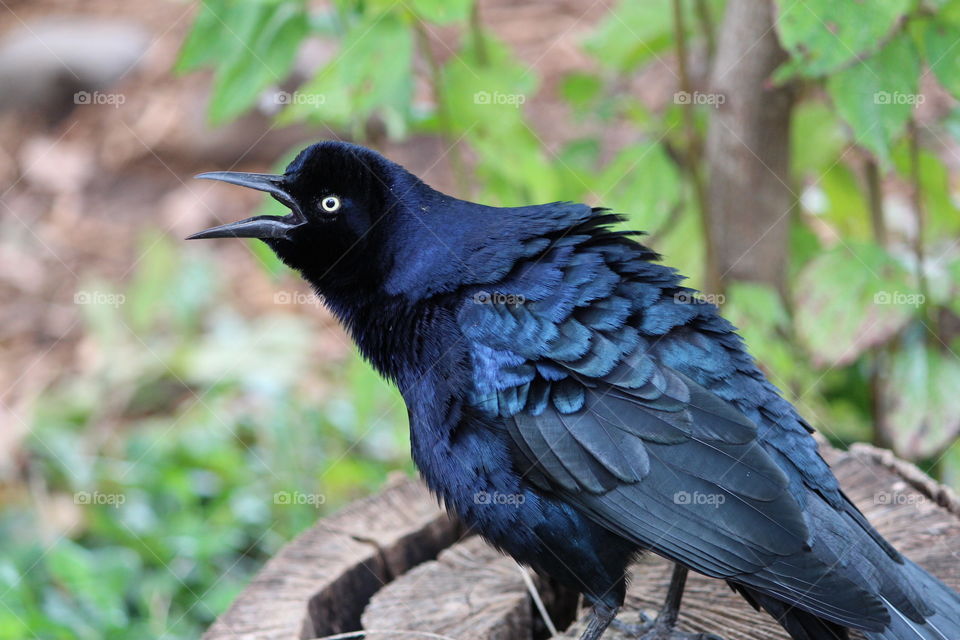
left=870, top=560, right=960, bottom=640
left=731, top=582, right=848, bottom=640
left=731, top=491, right=960, bottom=640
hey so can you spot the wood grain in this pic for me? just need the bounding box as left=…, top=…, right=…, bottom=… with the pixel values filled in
left=208, top=445, right=960, bottom=640
left=202, top=476, right=461, bottom=640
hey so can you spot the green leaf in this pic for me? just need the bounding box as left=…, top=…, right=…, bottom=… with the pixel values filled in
left=560, top=72, right=603, bottom=111
left=176, top=0, right=229, bottom=73
left=595, top=143, right=681, bottom=232
left=826, top=33, right=919, bottom=164
left=790, top=101, right=847, bottom=176
left=939, top=0, right=960, bottom=27
left=257, top=4, right=311, bottom=83
left=774, top=0, right=911, bottom=77
left=884, top=336, right=960, bottom=459
left=409, top=0, right=472, bottom=24
left=815, top=163, right=872, bottom=240
left=724, top=282, right=792, bottom=371
left=584, top=0, right=675, bottom=72
left=47, top=542, right=137, bottom=630
left=795, top=242, right=918, bottom=366
left=208, top=3, right=309, bottom=125
left=891, top=142, right=960, bottom=242
left=285, top=12, right=414, bottom=137
left=917, top=18, right=960, bottom=100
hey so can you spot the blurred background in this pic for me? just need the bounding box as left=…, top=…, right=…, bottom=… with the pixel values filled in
left=2, top=0, right=960, bottom=638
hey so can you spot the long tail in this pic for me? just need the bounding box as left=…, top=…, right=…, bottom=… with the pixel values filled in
left=733, top=500, right=960, bottom=640
left=732, top=583, right=848, bottom=640
left=868, top=559, right=960, bottom=640
left=738, top=559, right=960, bottom=640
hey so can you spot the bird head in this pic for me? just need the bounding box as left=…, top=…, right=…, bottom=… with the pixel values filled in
left=190, top=140, right=598, bottom=309
left=189, top=140, right=427, bottom=302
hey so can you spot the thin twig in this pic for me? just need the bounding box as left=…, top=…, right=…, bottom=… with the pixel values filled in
left=412, top=17, right=471, bottom=197
left=314, top=630, right=459, bottom=640
left=864, top=156, right=894, bottom=449
left=470, top=1, right=489, bottom=66
left=518, top=564, right=558, bottom=636
left=672, top=0, right=717, bottom=292
left=908, top=120, right=932, bottom=329
left=864, top=157, right=887, bottom=247
left=694, top=0, right=715, bottom=59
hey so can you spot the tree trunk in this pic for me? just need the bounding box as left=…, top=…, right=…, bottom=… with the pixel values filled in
left=705, top=0, right=795, bottom=293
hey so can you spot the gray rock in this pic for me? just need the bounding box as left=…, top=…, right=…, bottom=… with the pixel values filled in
left=0, top=17, right=149, bottom=120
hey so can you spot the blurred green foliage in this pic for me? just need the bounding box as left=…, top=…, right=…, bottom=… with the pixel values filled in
left=175, top=0, right=960, bottom=467
left=3, top=237, right=407, bottom=639
left=9, top=0, right=960, bottom=637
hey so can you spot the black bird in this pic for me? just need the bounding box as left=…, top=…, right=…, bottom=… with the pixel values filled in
left=189, top=141, right=960, bottom=640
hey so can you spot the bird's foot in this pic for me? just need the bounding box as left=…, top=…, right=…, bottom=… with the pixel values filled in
left=611, top=612, right=724, bottom=640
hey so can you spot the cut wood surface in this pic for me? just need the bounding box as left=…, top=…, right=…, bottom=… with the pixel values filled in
left=361, top=536, right=576, bottom=640
left=207, top=445, right=960, bottom=640
left=202, top=475, right=461, bottom=640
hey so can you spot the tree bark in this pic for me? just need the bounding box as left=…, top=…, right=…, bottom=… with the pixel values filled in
left=705, top=0, right=795, bottom=293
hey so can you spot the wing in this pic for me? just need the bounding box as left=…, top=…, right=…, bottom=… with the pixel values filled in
left=455, top=220, right=890, bottom=631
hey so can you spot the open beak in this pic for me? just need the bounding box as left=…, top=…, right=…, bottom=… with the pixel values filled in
left=187, top=171, right=302, bottom=240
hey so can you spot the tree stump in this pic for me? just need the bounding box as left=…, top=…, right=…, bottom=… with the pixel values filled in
left=205, top=444, right=960, bottom=640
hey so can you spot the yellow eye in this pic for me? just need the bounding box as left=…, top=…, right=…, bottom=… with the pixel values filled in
left=321, top=195, right=341, bottom=212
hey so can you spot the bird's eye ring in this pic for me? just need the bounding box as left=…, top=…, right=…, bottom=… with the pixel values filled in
left=320, top=195, right=341, bottom=213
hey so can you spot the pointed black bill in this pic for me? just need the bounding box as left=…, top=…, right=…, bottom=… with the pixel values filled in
left=186, top=215, right=295, bottom=240
left=187, top=171, right=302, bottom=240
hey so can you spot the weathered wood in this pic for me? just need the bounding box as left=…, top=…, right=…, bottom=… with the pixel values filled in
left=208, top=444, right=960, bottom=640
left=203, top=476, right=461, bottom=640
left=361, top=536, right=578, bottom=640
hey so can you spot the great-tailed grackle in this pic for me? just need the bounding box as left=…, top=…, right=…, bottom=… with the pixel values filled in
left=190, top=141, right=960, bottom=640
